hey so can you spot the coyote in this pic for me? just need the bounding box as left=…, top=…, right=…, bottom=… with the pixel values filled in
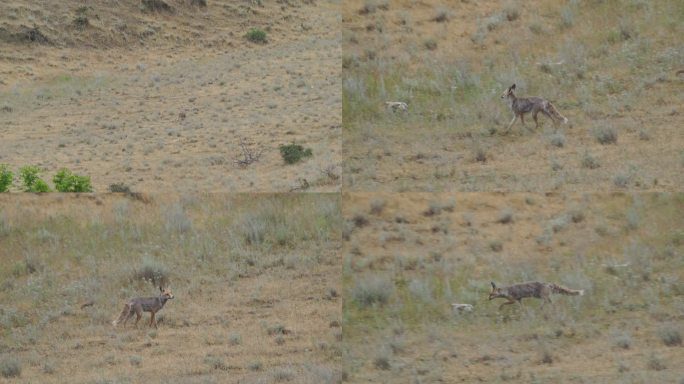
left=112, top=286, right=174, bottom=328
left=500, top=84, right=568, bottom=132
left=488, top=281, right=583, bottom=310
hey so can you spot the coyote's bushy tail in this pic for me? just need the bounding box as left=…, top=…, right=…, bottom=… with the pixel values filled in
left=112, top=303, right=131, bottom=326
left=547, top=102, right=568, bottom=124
left=550, top=283, right=583, bottom=296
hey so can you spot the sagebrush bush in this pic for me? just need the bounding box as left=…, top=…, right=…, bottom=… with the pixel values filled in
left=352, top=276, right=393, bottom=308
left=246, top=28, right=267, bottom=44
left=132, top=256, right=169, bottom=286
left=659, top=326, right=682, bottom=346
left=53, top=168, right=93, bottom=192
left=19, top=166, right=50, bottom=192
left=0, top=164, right=12, bottom=192
left=0, top=358, right=21, bottom=378
left=594, top=126, right=618, bottom=145
left=279, top=142, right=312, bottom=164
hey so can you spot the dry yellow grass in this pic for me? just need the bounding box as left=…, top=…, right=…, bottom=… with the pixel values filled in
left=343, top=192, right=684, bottom=382
left=343, top=0, right=684, bottom=191
left=0, top=0, right=341, bottom=192
left=0, top=194, right=342, bottom=383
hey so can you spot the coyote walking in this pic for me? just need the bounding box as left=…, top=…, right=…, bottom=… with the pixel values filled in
left=500, top=84, right=568, bottom=133
left=488, top=281, right=583, bottom=310
left=112, top=287, right=174, bottom=328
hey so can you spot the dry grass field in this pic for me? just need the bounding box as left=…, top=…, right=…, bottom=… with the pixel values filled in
left=0, top=194, right=342, bottom=383
left=343, top=0, right=684, bottom=191
left=0, top=0, right=341, bottom=193
left=343, top=193, right=684, bottom=382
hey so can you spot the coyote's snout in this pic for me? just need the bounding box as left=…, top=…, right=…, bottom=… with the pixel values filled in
left=501, top=84, right=568, bottom=133
left=112, top=286, right=174, bottom=328
left=489, top=281, right=583, bottom=310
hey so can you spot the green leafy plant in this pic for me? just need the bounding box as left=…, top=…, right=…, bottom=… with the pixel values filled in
left=53, top=168, right=93, bottom=192
left=246, top=28, right=267, bottom=44
left=19, top=166, right=50, bottom=192
left=279, top=142, right=313, bottom=165
left=0, top=164, right=12, bottom=192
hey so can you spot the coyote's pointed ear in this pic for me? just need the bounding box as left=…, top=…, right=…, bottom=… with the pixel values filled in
left=491, top=282, right=496, bottom=290
left=159, top=286, right=163, bottom=292
left=511, top=84, right=516, bottom=90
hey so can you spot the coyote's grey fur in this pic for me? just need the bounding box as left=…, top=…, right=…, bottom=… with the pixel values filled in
left=488, top=281, right=583, bottom=310
left=112, top=287, right=174, bottom=328
left=501, top=84, right=568, bottom=132
left=384, top=101, right=408, bottom=113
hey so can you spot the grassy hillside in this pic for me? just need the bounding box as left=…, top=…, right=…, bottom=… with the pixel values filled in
left=0, top=0, right=341, bottom=192
left=0, top=193, right=342, bottom=383
left=343, top=0, right=684, bottom=191
left=342, top=193, right=684, bottom=382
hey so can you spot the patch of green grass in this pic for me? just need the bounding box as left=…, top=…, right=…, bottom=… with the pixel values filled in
left=53, top=168, right=93, bottom=192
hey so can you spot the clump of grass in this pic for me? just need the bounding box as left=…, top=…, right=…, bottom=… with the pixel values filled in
left=474, top=148, right=487, bottom=163
left=53, top=168, right=93, bottom=192
left=351, top=276, right=393, bottom=308
left=594, top=126, right=618, bottom=145
left=559, top=6, right=575, bottom=29
left=279, top=142, right=312, bottom=164
left=109, top=182, right=131, bottom=193
left=358, top=1, right=377, bottom=15
left=489, top=240, right=503, bottom=252
left=613, top=173, right=630, bottom=188
left=246, top=28, right=267, bottom=44
left=431, top=8, right=450, bottom=23
left=132, top=256, right=169, bottom=286
left=647, top=354, right=666, bottom=371
left=229, top=333, right=242, bottom=346
left=248, top=361, right=262, bottom=371
left=370, top=199, right=386, bottom=215
left=581, top=151, right=600, bottom=169
left=613, top=332, right=632, bottom=349
left=0, top=164, right=12, bottom=192
left=373, top=354, right=391, bottom=370
left=0, top=358, right=21, bottom=378
left=164, top=203, right=193, bottom=234
left=129, top=355, right=142, bottom=367
left=424, top=39, right=438, bottom=50
left=204, top=355, right=228, bottom=371
left=272, top=367, right=295, bottom=382
left=659, top=326, right=682, bottom=346
left=19, top=165, right=50, bottom=192
left=549, top=133, right=566, bottom=148
left=503, top=4, right=520, bottom=21
left=497, top=208, right=514, bottom=224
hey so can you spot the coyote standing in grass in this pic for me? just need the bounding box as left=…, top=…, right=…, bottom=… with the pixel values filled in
left=112, top=287, right=174, bottom=328
left=489, top=281, right=583, bottom=310
left=500, top=84, right=568, bottom=133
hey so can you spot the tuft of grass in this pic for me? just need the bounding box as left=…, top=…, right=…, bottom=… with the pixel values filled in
left=613, top=332, right=632, bottom=349
left=351, top=276, right=393, bottom=308
left=497, top=208, right=514, bottom=224
left=248, top=361, right=262, bottom=371
left=370, top=199, right=386, bottom=215
left=659, top=326, right=682, bottom=347
left=549, top=133, right=566, bottom=148
left=229, top=333, right=242, bottom=346
left=109, top=182, right=131, bottom=193
left=246, top=28, right=267, bottom=44
left=279, top=142, right=313, bottom=165
left=559, top=6, right=575, bottom=29
left=647, top=354, right=666, bottom=371
left=594, top=126, right=618, bottom=145
left=204, top=355, right=228, bottom=371
left=581, top=151, right=600, bottom=169
left=0, top=164, right=13, bottom=192
left=129, top=355, right=142, bottom=367
left=0, top=358, right=21, bottom=378
left=373, top=354, right=391, bottom=370
left=132, top=256, right=169, bottom=286
left=431, top=8, right=450, bottom=23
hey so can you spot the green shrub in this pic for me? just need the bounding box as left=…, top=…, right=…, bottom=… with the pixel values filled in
left=0, top=164, right=12, bottom=192
left=351, top=276, right=394, bottom=308
left=246, top=28, right=267, bottom=44
left=19, top=166, right=50, bottom=192
left=53, top=168, right=93, bottom=192
left=279, top=142, right=313, bottom=164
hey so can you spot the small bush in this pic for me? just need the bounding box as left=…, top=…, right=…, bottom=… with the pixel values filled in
left=248, top=361, right=262, bottom=371
left=0, top=358, right=21, bottom=378
left=424, top=39, right=438, bottom=50
left=613, top=332, right=632, bottom=349
left=369, top=199, right=386, bottom=215
left=0, top=164, right=12, bottom=192
left=19, top=166, right=50, bottom=192
left=73, top=14, right=89, bottom=29
left=549, top=133, right=566, bottom=148
left=647, top=354, right=666, bottom=371
left=204, top=355, right=228, bottom=371
left=132, top=256, right=169, bottom=286
left=581, top=151, right=600, bottom=169
left=53, top=168, right=93, bottom=192
left=229, top=333, right=242, bottom=346
left=560, top=6, right=575, bottom=29
left=659, top=326, right=682, bottom=346
left=279, top=143, right=312, bottom=164
left=109, top=182, right=131, bottom=193
left=594, top=127, right=618, bottom=145
left=246, top=29, right=267, bottom=44
left=352, top=276, right=393, bottom=308
left=432, top=8, right=450, bottom=22
left=129, top=355, right=142, bottom=367
left=374, top=355, right=390, bottom=370
left=497, top=208, right=514, bottom=224
left=503, top=5, right=520, bottom=21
